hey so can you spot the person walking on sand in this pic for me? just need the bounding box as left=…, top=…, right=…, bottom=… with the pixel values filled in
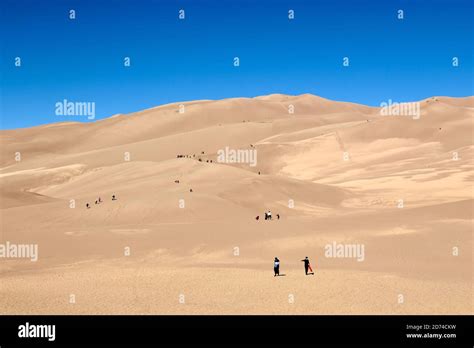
left=301, top=256, right=313, bottom=275
left=274, top=257, right=280, bottom=276
left=267, top=210, right=272, bottom=220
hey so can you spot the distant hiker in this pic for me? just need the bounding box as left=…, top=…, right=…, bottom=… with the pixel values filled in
left=86, top=203, right=90, bottom=209
left=175, top=180, right=180, bottom=183
left=274, top=257, right=280, bottom=276
left=267, top=211, right=272, bottom=220
left=190, top=189, right=193, bottom=193
left=258, top=171, right=261, bottom=175
left=301, top=256, right=313, bottom=275
left=112, top=195, right=116, bottom=200
left=264, top=212, right=268, bottom=220
left=95, top=200, right=98, bottom=204
left=98, top=197, right=102, bottom=203
left=255, top=215, right=260, bottom=221
left=277, top=214, right=280, bottom=220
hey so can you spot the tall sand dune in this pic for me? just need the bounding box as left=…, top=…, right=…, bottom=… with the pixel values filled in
left=1, top=94, right=472, bottom=314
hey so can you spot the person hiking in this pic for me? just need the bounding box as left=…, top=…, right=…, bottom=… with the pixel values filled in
left=86, top=203, right=90, bottom=209
left=267, top=210, right=272, bottom=220
left=301, top=256, right=313, bottom=275
left=274, top=257, right=280, bottom=277
left=112, top=195, right=116, bottom=200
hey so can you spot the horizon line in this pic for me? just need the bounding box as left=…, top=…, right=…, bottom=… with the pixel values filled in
left=2, top=93, right=473, bottom=131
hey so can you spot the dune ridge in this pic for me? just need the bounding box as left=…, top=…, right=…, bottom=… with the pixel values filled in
left=1, top=94, right=472, bottom=314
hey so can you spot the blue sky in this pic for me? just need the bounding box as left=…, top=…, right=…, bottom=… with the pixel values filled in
left=1, top=0, right=472, bottom=129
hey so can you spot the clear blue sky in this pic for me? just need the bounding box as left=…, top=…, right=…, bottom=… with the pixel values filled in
left=0, top=0, right=472, bottom=129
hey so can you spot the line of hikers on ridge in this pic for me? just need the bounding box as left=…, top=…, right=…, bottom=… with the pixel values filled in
left=85, top=194, right=117, bottom=209
left=273, top=256, right=314, bottom=277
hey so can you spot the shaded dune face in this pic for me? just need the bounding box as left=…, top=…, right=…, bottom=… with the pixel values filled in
left=0, top=94, right=472, bottom=314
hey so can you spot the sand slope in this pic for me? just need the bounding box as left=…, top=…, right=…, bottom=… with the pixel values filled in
left=0, top=94, right=472, bottom=314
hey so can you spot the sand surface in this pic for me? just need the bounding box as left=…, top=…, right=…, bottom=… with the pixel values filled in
left=1, top=94, right=472, bottom=314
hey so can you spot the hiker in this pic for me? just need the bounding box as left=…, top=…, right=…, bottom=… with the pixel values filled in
left=264, top=212, right=268, bottom=220
left=86, top=203, right=90, bottom=209
left=95, top=200, right=98, bottom=204
left=301, top=256, right=313, bottom=275
left=255, top=216, right=260, bottom=221
left=274, top=257, right=280, bottom=276
left=267, top=211, right=272, bottom=220
left=98, top=197, right=102, bottom=203
left=190, top=189, right=193, bottom=193
left=277, top=214, right=280, bottom=220
left=112, top=195, right=116, bottom=200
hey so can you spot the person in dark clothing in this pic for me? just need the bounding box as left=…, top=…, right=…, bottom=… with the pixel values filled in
left=274, top=257, right=280, bottom=277
left=277, top=214, right=280, bottom=220
left=301, top=256, right=313, bottom=275
left=86, top=203, right=90, bottom=209
left=112, top=195, right=117, bottom=200
left=255, top=216, right=260, bottom=221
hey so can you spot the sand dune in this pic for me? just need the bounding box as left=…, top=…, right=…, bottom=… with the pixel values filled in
left=0, top=94, right=472, bottom=314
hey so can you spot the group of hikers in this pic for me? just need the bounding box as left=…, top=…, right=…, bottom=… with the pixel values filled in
left=86, top=194, right=117, bottom=209
left=177, top=152, right=213, bottom=163
left=256, top=210, right=280, bottom=221
left=273, top=256, right=314, bottom=277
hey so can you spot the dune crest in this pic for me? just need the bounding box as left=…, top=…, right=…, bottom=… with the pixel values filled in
left=1, top=94, right=472, bottom=314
